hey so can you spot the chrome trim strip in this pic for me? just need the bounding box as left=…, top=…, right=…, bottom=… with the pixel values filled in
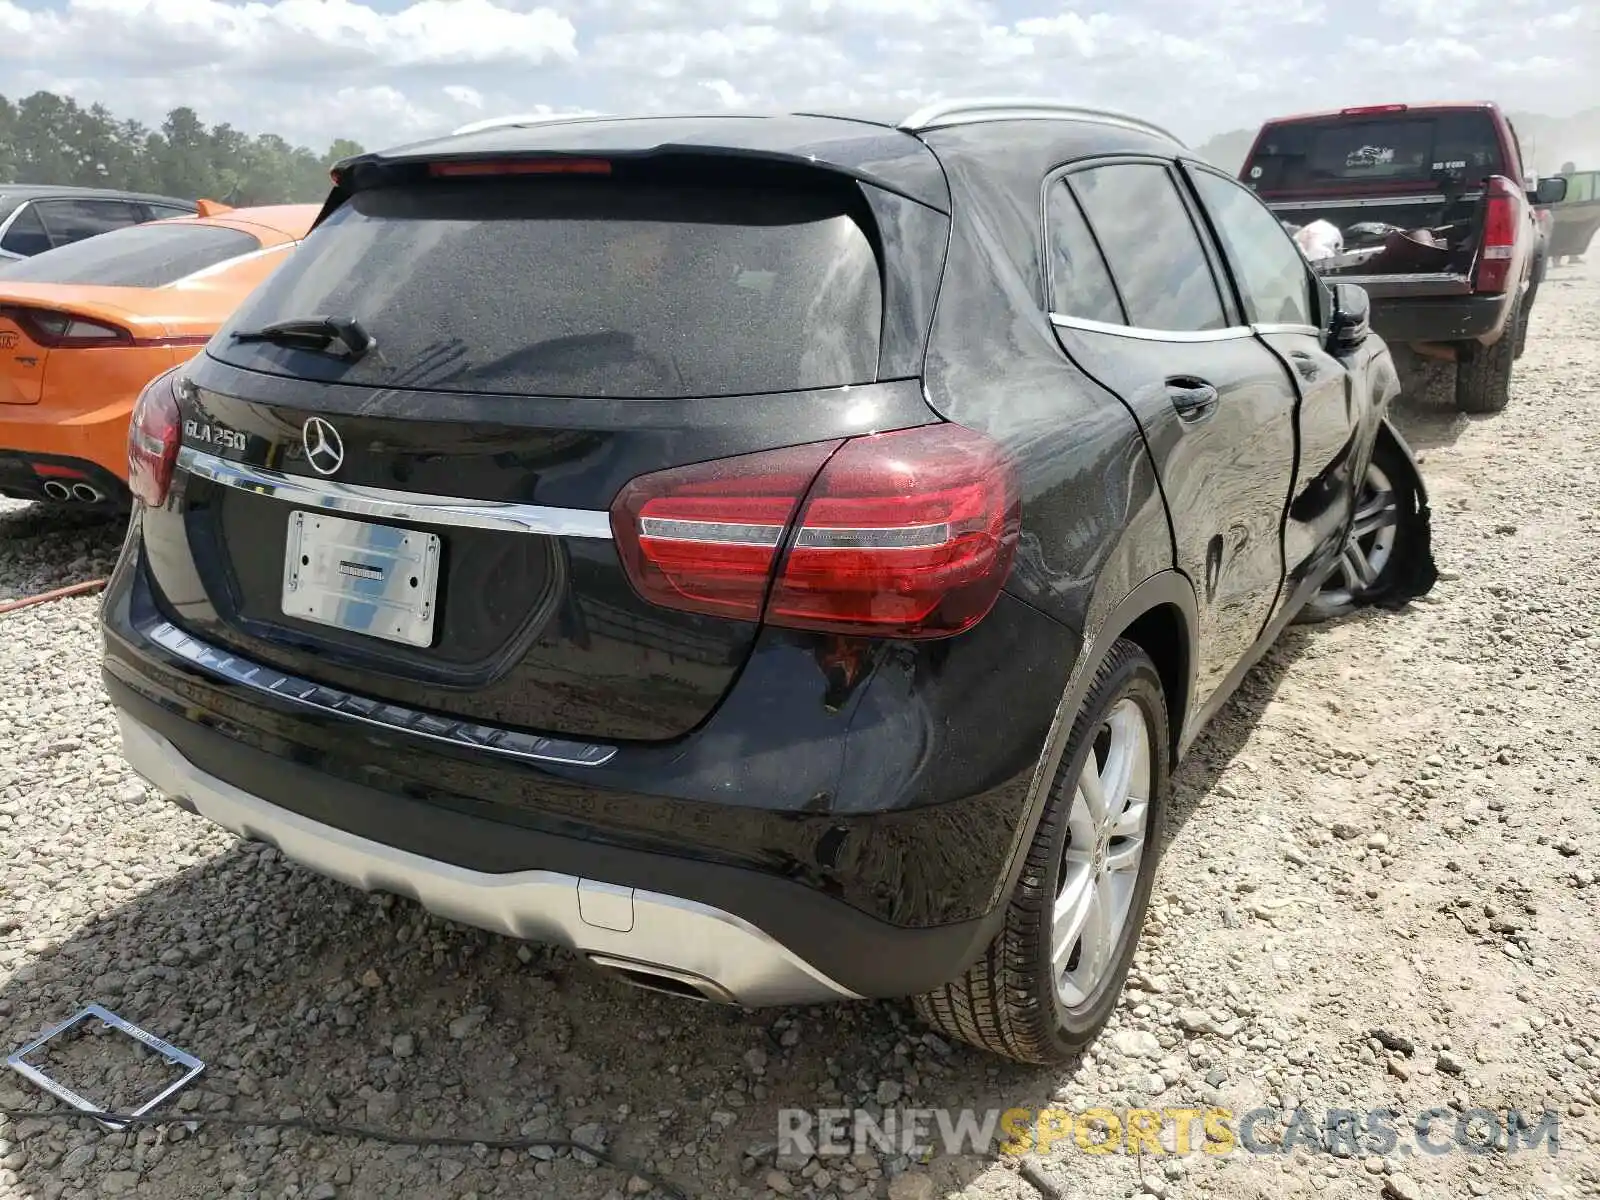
left=1049, top=313, right=1253, bottom=343
left=172, top=241, right=296, bottom=286
left=639, top=516, right=784, bottom=547
left=117, top=713, right=859, bottom=1006
left=178, top=447, right=613, bottom=540
left=1330, top=272, right=1470, bottom=287
left=141, top=617, right=617, bottom=767
left=1265, top=193, right=1480, bottom=212
left=1251, top=323, right=1323, bottom=336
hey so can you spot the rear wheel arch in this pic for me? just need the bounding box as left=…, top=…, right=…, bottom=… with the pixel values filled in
left=1003, top=572, right=1198, bottom=887
left=1119, top=601, right=1192, bottom=768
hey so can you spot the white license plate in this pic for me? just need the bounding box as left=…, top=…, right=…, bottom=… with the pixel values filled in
left=281, top=511, right=441, bottom=647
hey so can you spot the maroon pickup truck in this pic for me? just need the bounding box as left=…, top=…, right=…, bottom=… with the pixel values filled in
left=1240, top=102, right=1566, bottom=414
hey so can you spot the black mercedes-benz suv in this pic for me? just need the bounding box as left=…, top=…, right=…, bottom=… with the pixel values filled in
left=100, top=100, right=1436, bottom=1064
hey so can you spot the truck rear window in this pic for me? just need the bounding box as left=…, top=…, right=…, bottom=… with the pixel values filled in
left=1244, top=111, right=1507, bottom=196
left=210, top=179, right=884, bottom=399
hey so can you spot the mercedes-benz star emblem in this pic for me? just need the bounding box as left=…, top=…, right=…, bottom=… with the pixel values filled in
left=302, top=416, right=345, bottom=477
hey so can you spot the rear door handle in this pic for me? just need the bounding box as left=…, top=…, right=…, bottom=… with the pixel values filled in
left=1166, top=378, right=1219, bottom=421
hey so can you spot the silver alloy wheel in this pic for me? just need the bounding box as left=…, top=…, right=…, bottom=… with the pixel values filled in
left=1053, top=696, right=1152, bottom=1008
left=1321, top=462, right=1400, bottom=608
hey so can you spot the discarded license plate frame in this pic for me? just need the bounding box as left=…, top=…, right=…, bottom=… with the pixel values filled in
left=281, top=510, right=442, bottom=648
left=5, top=1004, right=205, bottom=1130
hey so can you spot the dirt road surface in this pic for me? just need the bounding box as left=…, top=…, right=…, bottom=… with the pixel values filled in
left=1, top=264, right=1597, bottom=1200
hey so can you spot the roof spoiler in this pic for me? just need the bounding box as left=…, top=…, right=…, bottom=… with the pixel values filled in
left=195, top=199, right=234, bottom=218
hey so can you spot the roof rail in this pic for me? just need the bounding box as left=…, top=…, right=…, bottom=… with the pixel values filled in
left=450, top=112, right=605, bottom=136
left=898, top=98, right=1185, bottom=147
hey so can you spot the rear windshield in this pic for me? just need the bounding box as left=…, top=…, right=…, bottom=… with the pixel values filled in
left=0, top=222, right=261, bottom=287
left=1244, top=111, right=1507, bottom=195
left=209, top=179, right=884, bottom=398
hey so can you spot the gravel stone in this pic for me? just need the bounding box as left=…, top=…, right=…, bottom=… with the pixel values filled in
left=886, top=1173, right=935, bottom=1200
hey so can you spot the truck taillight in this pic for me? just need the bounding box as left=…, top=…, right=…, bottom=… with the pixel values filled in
left=611, top=425, right=1021, bottom=638
left=1476, top=175, right=1520, bottom=294
left=128, top=370, right=182, bottom=507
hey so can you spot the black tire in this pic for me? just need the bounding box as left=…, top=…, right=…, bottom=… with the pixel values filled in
left=1454, top=302, right=1520, bottom=414
left=1514, top=285, right=1536, bottom=359
left=1296, top=433, right=1426, bottom=624
left=913, top=639, right=1168, bottom=1065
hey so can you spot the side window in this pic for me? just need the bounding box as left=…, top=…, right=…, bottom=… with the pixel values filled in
left=145, top=204, right=195, bottom=220
left=35, top=199, right=141, bottom=248
left=1068, top=163, right=1228, bottom=332
left=0, top=204, right=52, bottom=257
left=1188, top=168, right=1316, bottom=327
left=1045, top=181, right=1125, bottom=324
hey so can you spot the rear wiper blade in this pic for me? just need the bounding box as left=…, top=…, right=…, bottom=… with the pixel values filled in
left=230, top=316, right=375, bottom=361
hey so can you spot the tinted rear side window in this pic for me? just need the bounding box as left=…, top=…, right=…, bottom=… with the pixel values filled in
left=1068, top=163, right=1227, bottom=333
left=1245, top=111, right=1507, bottom=195
left=0, top=223, right=261, bottom=287
left=1, top=205, right=52, bottom=258
left=1045, top=181, right=1125, bottom=325
left=211, top=180, right=884, bottom=398
left=36, top=198, right=141, bottom=247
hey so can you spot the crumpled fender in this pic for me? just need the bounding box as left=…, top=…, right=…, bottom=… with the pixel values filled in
left=1359, top=417, right=1439, bottom=609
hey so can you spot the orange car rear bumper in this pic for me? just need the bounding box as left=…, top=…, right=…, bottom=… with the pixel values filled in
left=0, top=393, right=137, bottom=486
left=0, top=346, right=186, bottom=496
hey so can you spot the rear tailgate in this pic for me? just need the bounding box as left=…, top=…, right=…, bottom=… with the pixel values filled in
left=1244, top=108, right=1505, bottom=295
left=138, top=155, right=949, bottom=744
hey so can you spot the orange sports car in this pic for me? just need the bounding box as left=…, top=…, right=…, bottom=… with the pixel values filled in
left=0, top=202, right=318, bottom=505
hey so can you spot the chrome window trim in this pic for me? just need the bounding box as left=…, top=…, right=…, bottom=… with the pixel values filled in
left=1048, top=313, right=1254, bottom=343
left=139, top=617, right=618, bottom=768
left=1251, top=322, right=1322, bottom=337
left=172, top=240, right=296, bottom=286
left=178, top=447, right=614, bottom=540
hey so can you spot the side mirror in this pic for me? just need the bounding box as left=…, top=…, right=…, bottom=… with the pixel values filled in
left=1532, top=177, right=1568, bottom=206
left=1328, top=283, right=1370, bottom=352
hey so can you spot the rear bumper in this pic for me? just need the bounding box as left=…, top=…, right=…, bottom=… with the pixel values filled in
left=0, top=449, right=127, bottom=504
left=0, top=393, right=134, bottom=498
left=1370, top=292, right=1514, bottom=348
left=100, top=537, right=1080, bottom=1000
left=106, top=675, right=1006, bottom=1002
left=117, top=710, right=862, bottom=1005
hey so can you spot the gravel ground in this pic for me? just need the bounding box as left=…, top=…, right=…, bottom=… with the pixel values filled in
left=2, top=265, right=1598, bottom=1200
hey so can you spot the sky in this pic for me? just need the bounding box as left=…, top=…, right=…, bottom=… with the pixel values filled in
left=0, top=0, right=1596, bottom=154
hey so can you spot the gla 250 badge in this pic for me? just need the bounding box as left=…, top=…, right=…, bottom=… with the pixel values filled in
left=182, top=420, right=247, bottom=453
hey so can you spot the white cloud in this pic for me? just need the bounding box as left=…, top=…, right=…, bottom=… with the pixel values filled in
left=0, top=0, right=1594, bottom=155
left=444, top=85, right=486, bottom=110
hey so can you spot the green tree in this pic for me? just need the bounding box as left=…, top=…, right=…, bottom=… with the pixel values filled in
left=0, top=90, right=364, bottom=205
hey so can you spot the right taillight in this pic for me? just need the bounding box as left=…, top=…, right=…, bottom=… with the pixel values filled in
left=128, top=370, right=182, bottom=507
left=1476, top=175, right=1520, bottom=294
left=610, top=424, right=1021, bottom=639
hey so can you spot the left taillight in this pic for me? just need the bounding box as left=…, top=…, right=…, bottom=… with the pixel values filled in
left=1475, top=175, right=1521, bottom=294
left=0, top=304, right=132, bottom=348
left=128, top=370, right=181, bottom=507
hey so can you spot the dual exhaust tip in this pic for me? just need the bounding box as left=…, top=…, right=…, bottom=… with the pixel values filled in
left=41, top=481, right=107, bottom=504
